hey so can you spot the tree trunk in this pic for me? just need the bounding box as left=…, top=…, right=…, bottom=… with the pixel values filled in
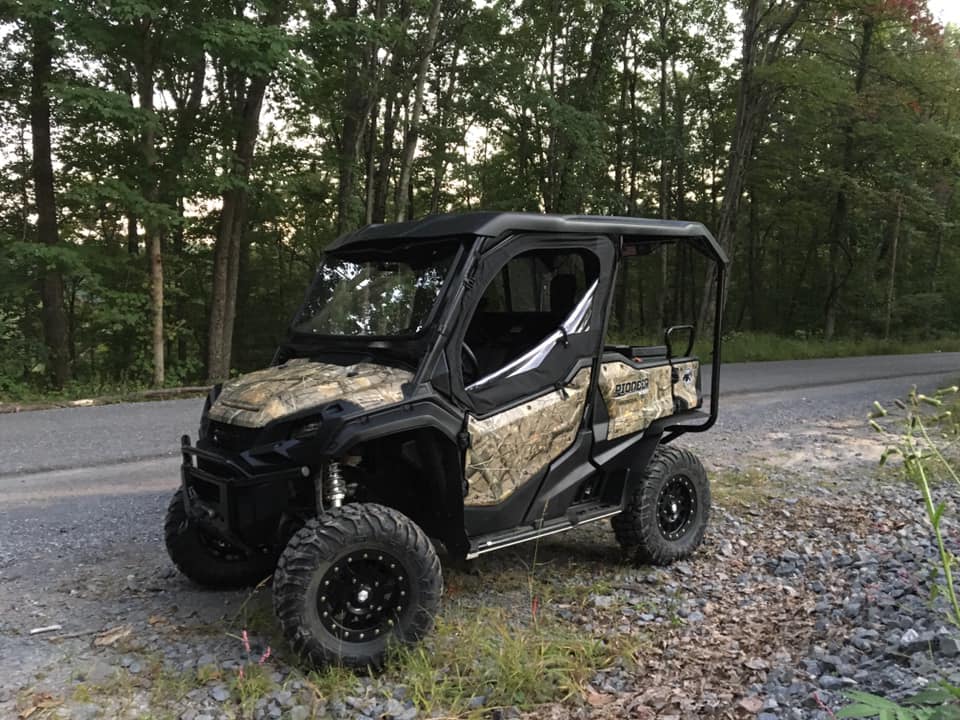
left=429, top=46, right=461, bottom=215
left=883, top=194, right=902, bottom=341
left=823, top=16, right=874, bottom=340
left=364, top=102, right=378, bottom=224
left=336, top=0, right=385, bottom=234
left=373, top=86, right=400, bottom=223
left=656, top=2, right=670, bottom=332
left=613, top=35, right=629, bottom=209
left=696, top=0, right=808, bottom=334
left=207, top=73, right=270, bottom=382
left=371, top=1, right=411, bottom=223
left=207, top=3, right=284, bottom=382
left=136, top=21, right=164, bottom=387
left=394, top=0, right=443, bottom=222
left=160, top=53, right=206, bottom=371
left=29, top=12, right=71, bottom=388
left=126, top=215, right=139, bottom=255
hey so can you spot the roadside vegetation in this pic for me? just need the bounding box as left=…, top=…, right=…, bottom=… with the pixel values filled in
left=836, top=387, right=960, bottom=717
left=5, top=332, right=960, bottom=405
left=698, top=333, right=960, bottom=365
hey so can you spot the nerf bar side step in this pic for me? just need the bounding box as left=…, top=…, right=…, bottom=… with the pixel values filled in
left=465, top=501, right=622, bottom=560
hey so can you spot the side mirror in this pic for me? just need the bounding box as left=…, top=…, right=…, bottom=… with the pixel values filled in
left=664, top=325, right=695, bottom=359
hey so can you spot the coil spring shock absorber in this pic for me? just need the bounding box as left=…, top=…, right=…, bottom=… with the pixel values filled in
left=324, top=460, right=346, bottom=508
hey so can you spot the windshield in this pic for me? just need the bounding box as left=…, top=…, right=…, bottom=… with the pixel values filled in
left=292, top=243, right=458, bottom=337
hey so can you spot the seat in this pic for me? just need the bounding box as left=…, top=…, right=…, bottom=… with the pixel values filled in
left=550, top=274, right=578, bottom=319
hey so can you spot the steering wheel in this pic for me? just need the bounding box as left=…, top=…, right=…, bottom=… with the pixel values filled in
left=461, top=342, right=480, bottom=381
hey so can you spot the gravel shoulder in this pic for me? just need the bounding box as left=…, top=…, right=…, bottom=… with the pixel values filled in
left=1, top=362, right=959, bottom=719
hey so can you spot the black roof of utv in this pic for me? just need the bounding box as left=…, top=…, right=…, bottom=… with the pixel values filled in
left=328, top=211, right=728, bottom=264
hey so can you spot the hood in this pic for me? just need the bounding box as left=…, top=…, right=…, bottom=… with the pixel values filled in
left=207, top=359, right=413, bottom=428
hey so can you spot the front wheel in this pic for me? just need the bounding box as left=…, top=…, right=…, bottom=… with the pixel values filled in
left=272, top=503, right=442, bottom=669
left=612, top=446, right=711, bottom=565
left=164, top=489, right=277, bottom=588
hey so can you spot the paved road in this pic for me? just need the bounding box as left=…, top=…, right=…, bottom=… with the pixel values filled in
left=0, top=352, right=958, bottom=481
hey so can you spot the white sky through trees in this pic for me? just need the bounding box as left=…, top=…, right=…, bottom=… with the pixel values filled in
left=929, top=0, right=960, bottom=26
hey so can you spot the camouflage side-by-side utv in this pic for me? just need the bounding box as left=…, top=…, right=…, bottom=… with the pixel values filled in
left=165, top=212, right=728, bottom=668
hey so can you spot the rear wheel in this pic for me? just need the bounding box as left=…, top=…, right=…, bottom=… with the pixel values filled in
left=273, top=503, right=442, bottom=669
left=612, top=446, right=710, bottom=565
left=164, top=489, right=276, bottom=588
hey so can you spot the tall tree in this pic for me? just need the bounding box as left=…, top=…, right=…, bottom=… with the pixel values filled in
left=29, top=6, right=71, bottom=387
left=133, top=14, right=164, bottom=386
left=207, top=0, right=289, bottom=382
left=696, top=0, right=808, bottom=332
left=394, top=0, right=443, bottom=222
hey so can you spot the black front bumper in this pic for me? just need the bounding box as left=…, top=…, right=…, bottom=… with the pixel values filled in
left=179, top=435, right=306, bottom=549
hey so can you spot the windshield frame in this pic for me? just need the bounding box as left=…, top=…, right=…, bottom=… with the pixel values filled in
left=288, top=238, right=468, bottom=343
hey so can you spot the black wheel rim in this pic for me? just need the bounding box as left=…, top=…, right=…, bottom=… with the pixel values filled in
left=657, top=475, right=696, bottom=541
left=316, top=549, right=411, bottom=642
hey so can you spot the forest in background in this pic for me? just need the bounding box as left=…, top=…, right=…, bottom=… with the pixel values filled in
left=1, top=0, right=959, bottom=398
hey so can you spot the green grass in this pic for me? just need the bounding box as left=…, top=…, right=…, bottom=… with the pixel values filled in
left=383, top=606, right=632, bottom=716
left=711, top=467, right=776, bottom=507
left=696, top=331, right=960, bottom=364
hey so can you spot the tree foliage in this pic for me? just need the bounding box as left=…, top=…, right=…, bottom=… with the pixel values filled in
left=0, top=0, right=958, bottom=396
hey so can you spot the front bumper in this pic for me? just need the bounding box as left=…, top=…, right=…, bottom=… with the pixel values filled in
left=179, top=435, right=306, bottom=549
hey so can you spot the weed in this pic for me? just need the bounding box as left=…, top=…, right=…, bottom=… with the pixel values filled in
left=385, top=606, right=620, bottom=715
left=196, top=663, right=222, bottom=684
left=836, top=386, right=960, bottom=717
left=304, top=664, right=360, bottom=702
left=872, top=388, right=960, bottom=625
left=712, top=467, right=773, bottom=506
left=231, top=661, right=274, bottom=712
left=229, top=628, right=276, bottom=713
left=149, top=662, right=195, bottom=707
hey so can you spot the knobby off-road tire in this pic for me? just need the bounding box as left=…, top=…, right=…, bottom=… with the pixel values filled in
left=612, top=446, right=711, bottom=565
left=273, top=503, right=442, bottom=669
left=164, top=489, right=276, bottom=588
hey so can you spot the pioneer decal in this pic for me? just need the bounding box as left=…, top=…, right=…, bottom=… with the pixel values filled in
left=614, top=376, right=650, bottom=397
left=599, top=360, right=700, bottom=440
